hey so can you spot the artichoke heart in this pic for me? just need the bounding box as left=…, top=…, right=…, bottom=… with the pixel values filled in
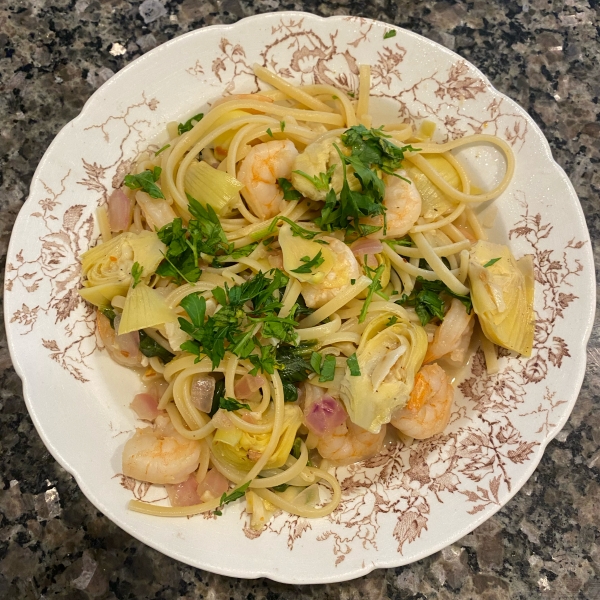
left=404, top=155, right=461, bottom=220
left=279, top=223, right=334, bottom=284
left=291, top=137, right=360, bottom=202
left=212, top=404, right=303, bottom=470
left=340, top=313, right=428, bottom=433
left=81, top=231, right=166, bottom=288
left=468, top=240, right=534, bottom=356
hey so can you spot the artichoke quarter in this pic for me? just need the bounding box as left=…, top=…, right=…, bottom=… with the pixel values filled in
left=340, top=313, right=428, bottom=434
left=468, top=240, right=534, bottom=357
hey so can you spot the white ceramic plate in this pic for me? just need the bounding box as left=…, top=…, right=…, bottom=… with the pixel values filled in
left=5, top=12, right=595, bottom=584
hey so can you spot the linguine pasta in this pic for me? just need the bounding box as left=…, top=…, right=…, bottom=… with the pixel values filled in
left=79, top=64, right=534, bottom=529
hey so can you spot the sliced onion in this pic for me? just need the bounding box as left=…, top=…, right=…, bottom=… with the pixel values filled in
left=305, top=395, right=347, bottom=436
left=234, top=374, right=266, bottom=400
left=190, top=375, right=216, bottom=413
left=106, top=314, right=140, bottom=366
left=166, top=475, right=201, bottom=507
left=107, top=189, right=131, bottom=232
left=197, top=468, right=229, bottom=502
left=130, top=393, right=160, bottom=421
left=351, top=238, right=383, bottom=257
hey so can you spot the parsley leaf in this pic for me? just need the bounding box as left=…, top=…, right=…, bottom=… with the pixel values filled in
left=483, top=257, right=502, bottom=268
left=99, top=307, right=116, bottom=328
left=359, top=263, right=385, bottom=323
left=138, top=330, right=174, bottom=363
left=271, top=483, right=290, bottom=492
left=310, top=351, right=322, bottom=375
left=291, top=438, right=302, bottom=459
left=384, top=29, right=396, bottom=39
left=211, top=242, right=258, bottom=267
left=216, top=481, right=251, bottom=515
left=386, top=236, right=413, bottom=248
left=319, top=354, right=337, bottom=382
left=396, top=276, right=472, bottom=325
left=386, top=316, right=398, bottom=327
left=276, top=342, right=316, bottom=401
left=277, top=178, right=302, bottom=201
left=210, top=378, right=226, bottom=417
left=177, top=112, right=203, bottom=135
left=347, top=353, right=361, bottom=376
left=124, top=167, right=164, bottom=199
left=293, top=165, right=336, bottom=191
left=280, top=121, right=286, bottom=132
left=266, top=128, right=274, bottom=138
left=131, top=261, right=143, bottom=288
left=154, top=144, right=170, bottom=156
left=265, top=216, right=329, bottom=244
left=291, top=250, right=324, bottom=274
left=220, top=397, right=251, bottom=411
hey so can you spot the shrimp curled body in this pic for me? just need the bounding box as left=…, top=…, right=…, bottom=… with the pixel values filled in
left=237, top=139, right=299, bottom=220
left=365, top=169, right=422, bottom=239
left=122, top=427, right=202, bottom=485
left=391, top=364, right=454, bottom=439
left=301, top=236, right=361, bottom=308
left=317, top=420, right=386, bottom=466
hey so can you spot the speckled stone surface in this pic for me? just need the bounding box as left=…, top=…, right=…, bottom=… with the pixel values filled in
left=1, top=1, right=599, bottom=598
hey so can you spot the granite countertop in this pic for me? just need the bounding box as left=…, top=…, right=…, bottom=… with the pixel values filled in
left=1, top=1, right=599, bottom=598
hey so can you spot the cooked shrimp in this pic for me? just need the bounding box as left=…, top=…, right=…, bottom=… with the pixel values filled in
left=301, top=236, right=361, bottom=308
left=364, top=169, right=422, bottom=239
left=317, top=419, right=386, bottom=466
left=122, top=425, right=202, bottom=484
left=391, top=363, right=454, bottom=439
left=425, top=298, right=474, bottom=364
left=237, top=140, right=299, bottom=220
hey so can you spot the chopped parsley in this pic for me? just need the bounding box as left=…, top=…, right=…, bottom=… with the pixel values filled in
left=124, top=167, right=164, bottom=199
left=131, top=261, right=143, bottom=288
left=219, top=397, right=251, bottom=411
left=386, top=316, right=398, bottom=327
left=264, top=216, right=329, bottom=244
left=276, top=342, right=316, bottom=402
left=293, top=165, right=336, bottom=191
left=178, top=269, right=302, bottom=373
left=156, top=195, right=233, bottom=284
left=138, top=330, right=175, bottom=363
left=154, top=144, right=170, bottom=156
left=211, top=242, right=258, bottom=268
left=396, top=276, right=472, bottom=325
left=214, top=481, right=251, bottom=516
left=280, top=121, right=286, bottom=132
left=359, top=263, right=386, bottom=323
left=386, top=236, right=413, bottom=248
left=313, top=126, right=418, bottom=239
left=177, top=112, right=204, bottom=135
left=291, top=250, right=324, bottom=274
left=266, top=128, right=274, bottom=138
left=383, top=30, right=397, bottom=39
left=319, top=355, right=337, bottom=382
left=310, top=351, right=336, bottom=382
left=277, top=178, right=302, bottom=201
left=483, top=257, right=502, bottom=268
left=347, top=353, right=361, bottom=376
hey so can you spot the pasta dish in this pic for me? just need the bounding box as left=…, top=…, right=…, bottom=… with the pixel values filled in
left=79, top=64, right=534, bottom=528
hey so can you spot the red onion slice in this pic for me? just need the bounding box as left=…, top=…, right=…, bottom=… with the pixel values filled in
left=197, top=468, right=229, bottom=501
left=166, top=475, right=201, bottom=507
left=305, top=395, right=347, bottom=436
left=130, top=393, right=160, bottom=421
left=190, top=375, right=216, bottom=413
left=107, top=189, right=131, bottom=232
left=350, top=238, right=383, bottom=257
left=234, top=374, right=266, bottom=400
